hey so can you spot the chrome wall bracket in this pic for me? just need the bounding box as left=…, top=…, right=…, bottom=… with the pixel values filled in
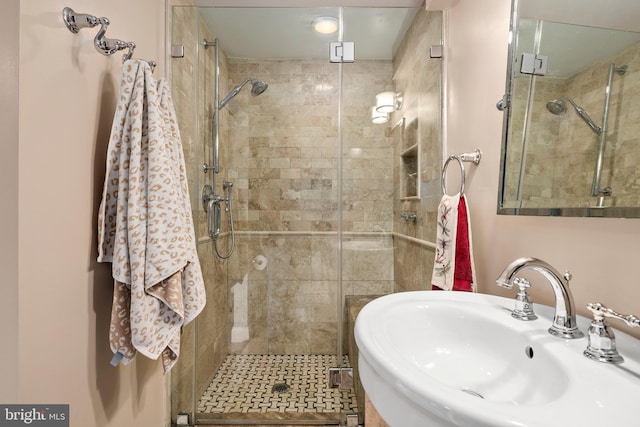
left=520, top=52, right=548, bottom=76
left=62, top=7, right=99, bottom=33
left=496, top=94, right=510, bottom=111
left=62, top=7, right=155, bottom=69
left=329, top=41, right=355, bottom=63
left=171, top=45, right=185, bottom=58
left=328, top=367, right=353, bottom=389
left=63, top=7, right=134, bottom=59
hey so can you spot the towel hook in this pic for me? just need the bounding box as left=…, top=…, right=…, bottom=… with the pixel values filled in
left=62, top=7, right=155, bottom=70
left=441, top=148, right=481, bottom=196
left=92, top=17, right=130, bottom=57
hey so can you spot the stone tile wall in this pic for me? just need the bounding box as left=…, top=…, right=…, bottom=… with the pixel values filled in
left=170, top=4, right=230, bottom=410
left=392, top=9, right=442, bottom=292
left=220, top=56, right=397, bottom=354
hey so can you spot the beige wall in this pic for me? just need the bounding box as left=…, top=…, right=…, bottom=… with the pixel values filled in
left=4, top=0, right=169, bottom=425
left=447, top=0, right=640, bottom=340
left=0, top=0, right=20, bottom=404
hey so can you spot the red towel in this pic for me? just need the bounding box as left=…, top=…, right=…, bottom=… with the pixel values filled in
left=432, top=196, right=474, bottom=292
left=452, top=196, right=473, bottom=291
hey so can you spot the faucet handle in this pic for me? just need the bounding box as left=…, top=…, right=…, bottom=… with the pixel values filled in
left=586, top=302, right=640, bottom=328
left=511, top=278, right=538, bottom=321
left=583, top=302, right=640, bottom=364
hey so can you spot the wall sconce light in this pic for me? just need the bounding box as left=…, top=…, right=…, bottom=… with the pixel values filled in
left=371, top=106, right=389, bottom=124
left=375, top=91, right=403, bottom=113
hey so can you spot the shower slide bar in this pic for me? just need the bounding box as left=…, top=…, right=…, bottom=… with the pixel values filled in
left=62, top=7, right=156, bottom=71
left=441, top=149, right=481, bottom=196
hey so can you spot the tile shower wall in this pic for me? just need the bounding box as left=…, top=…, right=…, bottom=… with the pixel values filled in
left=225, top=58, right=394, bottom=233
left=225, top=233, right=394, bottom=356
left=506, top=41, right=640, bottom=208
left=222, top=56, right=396, bottom=354
left=170, top=5, right=230, bottom=414
left=392, top=10, right=442, bottom=292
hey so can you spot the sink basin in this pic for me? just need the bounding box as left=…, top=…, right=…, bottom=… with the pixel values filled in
left=355, top=291, right=640, bottom=427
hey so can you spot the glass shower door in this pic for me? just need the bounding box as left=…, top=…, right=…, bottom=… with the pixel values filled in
left=170, top=6, right=351, bottom=425
left=169, top=5, right=424, bottom=425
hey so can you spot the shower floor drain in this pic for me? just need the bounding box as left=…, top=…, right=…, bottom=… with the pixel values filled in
left=272, top=383, right=290, bottom=393
left=461, top=389, right=484, bottom=399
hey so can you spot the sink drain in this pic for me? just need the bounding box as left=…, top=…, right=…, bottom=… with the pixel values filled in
left=461, top=389, right=484, bottom=399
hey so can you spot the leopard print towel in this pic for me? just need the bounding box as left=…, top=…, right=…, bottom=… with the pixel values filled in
left=97, top=59, right=206, bottom=373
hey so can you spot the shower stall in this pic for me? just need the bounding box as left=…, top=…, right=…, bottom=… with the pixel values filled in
left=169, top=5, right=443, bottom=425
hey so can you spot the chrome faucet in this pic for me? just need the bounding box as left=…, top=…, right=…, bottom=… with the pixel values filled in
left=584, top=302, right=640, bottom=363
left=400, top=211, right=417, bottom=223
left=496, top=257, right=584, bottom=339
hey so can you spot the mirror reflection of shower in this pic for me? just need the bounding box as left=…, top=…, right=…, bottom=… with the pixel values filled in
left=546, top=63, right=627, bottom=207
left=201, top=37, right=269, bottom=258
left=546, top=98, right=601, bottom=135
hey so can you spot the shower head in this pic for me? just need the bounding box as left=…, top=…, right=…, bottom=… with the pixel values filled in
left=546, top=98, right=601, bottom=135
left=250, top=80, right=268, bottom=96
left=546, top=99, right=567, bottom=115
left=219, top=78, right=268, bottom=109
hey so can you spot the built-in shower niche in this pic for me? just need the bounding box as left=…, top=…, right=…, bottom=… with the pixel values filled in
left=401, top=145, right=418, bottom=198
left=399, top=117, right=420, bottom=200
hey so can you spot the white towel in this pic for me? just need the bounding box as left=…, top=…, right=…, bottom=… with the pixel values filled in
left=97, top=59, right=205, bottom=373
left=431, top=193, right=477, bottom=292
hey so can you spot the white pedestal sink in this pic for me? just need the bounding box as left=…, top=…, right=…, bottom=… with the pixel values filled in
left=355, top=291, right=640, bottom=427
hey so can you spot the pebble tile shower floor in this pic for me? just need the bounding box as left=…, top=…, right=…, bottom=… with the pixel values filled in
left=197, top=354, right=358, bottom=421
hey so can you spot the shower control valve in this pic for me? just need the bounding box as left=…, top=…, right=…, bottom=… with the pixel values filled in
left=202, top=184, right=222, bottom=210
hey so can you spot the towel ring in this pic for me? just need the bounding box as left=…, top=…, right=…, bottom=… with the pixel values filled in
left=442, top=156, right=466, bottom=196
left=441, top=149, right=481, bottom=196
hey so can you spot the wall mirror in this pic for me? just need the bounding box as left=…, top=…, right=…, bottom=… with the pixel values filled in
left=498, top=0, right=640, bottom=217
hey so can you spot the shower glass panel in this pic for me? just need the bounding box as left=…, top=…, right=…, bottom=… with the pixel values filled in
left=170, top=5, right=420, bottom=425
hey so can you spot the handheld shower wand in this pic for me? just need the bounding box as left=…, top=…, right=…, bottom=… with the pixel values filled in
left=546, top=98, right=601, bottom=134
left=219, top=78, right=269, bottom=109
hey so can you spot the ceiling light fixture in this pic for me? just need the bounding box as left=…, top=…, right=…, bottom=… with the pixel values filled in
left=375, top=91, right=403, bottom=113
left=313, top=17, right=338, bottom=35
